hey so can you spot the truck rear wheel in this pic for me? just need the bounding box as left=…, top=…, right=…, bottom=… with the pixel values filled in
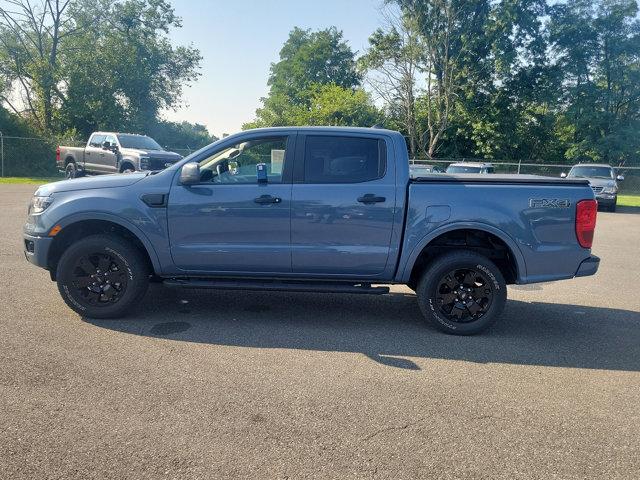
left=56, top=234, right=149, bottom=319
left=416, top=250, right=507, bottom=335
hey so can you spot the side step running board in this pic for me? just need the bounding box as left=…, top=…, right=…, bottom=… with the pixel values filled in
left=163, top=278, right=390, bottom=295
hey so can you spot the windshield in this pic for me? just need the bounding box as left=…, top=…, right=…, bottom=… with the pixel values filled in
left=117, top=134, right=163, bottom=151
left=446, top=165, right=482, bottom=173
left=568, top=166, right=613, bottom=179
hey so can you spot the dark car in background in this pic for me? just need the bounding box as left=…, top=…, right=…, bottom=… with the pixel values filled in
left=561, top=164, right=623, bottom=212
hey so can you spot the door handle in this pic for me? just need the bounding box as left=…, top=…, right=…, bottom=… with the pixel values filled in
left=254, top=195, right=282, bottom=204
left=357, top=194, right=386, bottom=204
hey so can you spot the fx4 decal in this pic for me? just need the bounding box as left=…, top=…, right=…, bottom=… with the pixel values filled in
left=529, top=198, right=571, bottom=208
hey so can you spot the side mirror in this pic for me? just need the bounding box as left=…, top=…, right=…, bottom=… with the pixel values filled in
left=180, top=163, right=201, bottom=185
left=560, top=172, right=567, bottom=178
left=616, top=174, right=624, bottom=181
left=103, top=141, right=117, bottom=152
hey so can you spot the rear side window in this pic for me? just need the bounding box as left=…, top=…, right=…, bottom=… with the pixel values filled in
left=304, top=136, right=385, bottom=183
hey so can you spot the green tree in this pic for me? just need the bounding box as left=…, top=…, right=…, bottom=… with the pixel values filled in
left=247, top=27, right=364, bottom=127
left=0, top=0, right=201, bottom=136
left=149, top=120, right=218, bottom=151
left=289, top=83, right=382, bottom=127
left=549, top=0, right=640, bottom=165
left=360, top=9, right=423, bottom=156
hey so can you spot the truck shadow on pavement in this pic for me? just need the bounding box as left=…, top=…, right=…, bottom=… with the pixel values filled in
left=84, top=285, right=640, bottom=372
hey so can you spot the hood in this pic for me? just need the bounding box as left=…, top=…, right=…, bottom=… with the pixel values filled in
left=122, top=148, right=182, bottom=160
left=36, top=173, right=147, bottom=195
left=583, top=177, right=616, bottom=188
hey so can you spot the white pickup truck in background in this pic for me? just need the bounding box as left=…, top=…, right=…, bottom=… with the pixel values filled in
left=56, top=131, right=183, bottom=178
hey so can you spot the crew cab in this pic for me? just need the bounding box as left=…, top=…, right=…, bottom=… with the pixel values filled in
left=25, top=127, right=599, bottom=335
left=56, top=132, right=182, bottom=178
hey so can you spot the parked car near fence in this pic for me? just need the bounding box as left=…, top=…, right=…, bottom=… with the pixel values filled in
left=57, top=132, right=183, bottom=178
left=409, top=164, right=443, bottom=178
left=26, top=127, right=599, bottom=335
left=561, top=164, right=623, bottom=212
left=445, top=162, right=495, bottom=174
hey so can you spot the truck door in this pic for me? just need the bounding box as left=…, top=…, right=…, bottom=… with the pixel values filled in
left=84, top=133, right=105, bottom=172
left=100, top=134, right=118, bottom=172
left=167, top=133, right=295, bottom=274
left=291, top=133, right=396, bottom=277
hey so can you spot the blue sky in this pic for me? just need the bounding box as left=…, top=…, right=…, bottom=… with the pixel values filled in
left=163, top=0, right=385, bottom=137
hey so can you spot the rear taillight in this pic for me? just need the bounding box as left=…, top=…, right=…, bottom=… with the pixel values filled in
left=55, top=146, right=60, bottom=162
left=576, top=199, right=597, bottom=248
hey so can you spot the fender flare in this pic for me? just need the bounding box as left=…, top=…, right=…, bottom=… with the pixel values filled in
left=397, top=221, right=527, bottom=283
left=54, top=211, right=162, bottom=274
left=119, top=158, right=137, bottom=172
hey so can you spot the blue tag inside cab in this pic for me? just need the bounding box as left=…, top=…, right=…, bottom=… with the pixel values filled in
left=256, top=163, right=268, bottom=184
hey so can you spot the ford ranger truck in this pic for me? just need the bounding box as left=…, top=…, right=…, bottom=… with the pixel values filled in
left=56, top=132, right=182, bottom=178
left=25, top=127, right=600, bottom=335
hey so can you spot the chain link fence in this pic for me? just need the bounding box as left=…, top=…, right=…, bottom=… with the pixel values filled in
left=0, top=135, right=201, bottom=178
left=0, top=134, right=638, bottom=194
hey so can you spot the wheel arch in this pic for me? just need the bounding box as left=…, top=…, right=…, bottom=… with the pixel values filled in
left=46, top=213, right=161, bottom=280
left=119, top=160, right=136, bottom=173
left=400, top=222, right=526, bottom=288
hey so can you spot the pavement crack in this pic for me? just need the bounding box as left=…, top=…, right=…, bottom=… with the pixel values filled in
left=361, top=418, right=425, bottom=442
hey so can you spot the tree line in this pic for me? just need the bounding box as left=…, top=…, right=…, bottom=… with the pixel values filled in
left=246, top=0, right=640, bottom=166
left=1, top=0, right=639, bottom=172
left=0, top=0, right=215, bottom=157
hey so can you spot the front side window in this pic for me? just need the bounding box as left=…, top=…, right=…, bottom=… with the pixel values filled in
left=89, top=134, right=105, bottom=148
left=197, top=136, right=288, bottom=184
left=304, top=136, right=385, bottom=184
left=103, top=135, right=117, bottom=147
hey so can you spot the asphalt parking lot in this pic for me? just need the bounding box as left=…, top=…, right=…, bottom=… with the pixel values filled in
left=1, top=184, right=639, bottom=479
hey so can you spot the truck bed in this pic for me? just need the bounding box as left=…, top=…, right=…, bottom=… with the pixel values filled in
left=410, top=173, right=589, bottom=186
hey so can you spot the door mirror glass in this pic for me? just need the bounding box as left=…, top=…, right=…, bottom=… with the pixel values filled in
left=560, top=172, right=567, bottom=178
left=616, top=174, right=624, bottom=181
left=180, top=163, right=201, bottom=185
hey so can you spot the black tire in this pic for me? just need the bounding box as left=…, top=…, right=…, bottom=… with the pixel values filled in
left=120, top=164, right=135, bottom=174
left=416, top=250, right=507, bottom=335
left=609, top=202, right=617, bottom=213
left=56, top=234, right=149, bottom=319
left=65, top=161, right=78, bottom=179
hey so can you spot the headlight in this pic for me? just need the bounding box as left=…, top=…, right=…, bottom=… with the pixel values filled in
left=140, top=157, right=150, bottom=170
left=29, top=195, right=53, bottom=214
left=602, top=186, right=617, bottom=194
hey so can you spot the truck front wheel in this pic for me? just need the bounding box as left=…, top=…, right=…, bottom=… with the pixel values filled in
left=56, top=234, right=149, bottom=319
left=65, top=162, right=78, bottom=179
left=416, top=250, right=507, bottom=335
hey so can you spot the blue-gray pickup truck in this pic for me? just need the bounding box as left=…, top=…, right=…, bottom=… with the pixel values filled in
left=24, top=127, right=600, bottom=334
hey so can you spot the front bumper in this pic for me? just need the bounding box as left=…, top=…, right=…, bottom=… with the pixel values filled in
left=575, top=255, right=600, bottom=278
left=23, top=233, right=53, bottom=269
left=595, top=194, right=617, bottom=207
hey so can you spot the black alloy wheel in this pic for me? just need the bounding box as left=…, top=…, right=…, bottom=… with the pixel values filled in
left=416, top=250, right=507, bottom=335
left=56, top=234, right=149, bottom=318
left=434, top=268, right=493, bottom=322
left=70, top=252, right=129, bottom=306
